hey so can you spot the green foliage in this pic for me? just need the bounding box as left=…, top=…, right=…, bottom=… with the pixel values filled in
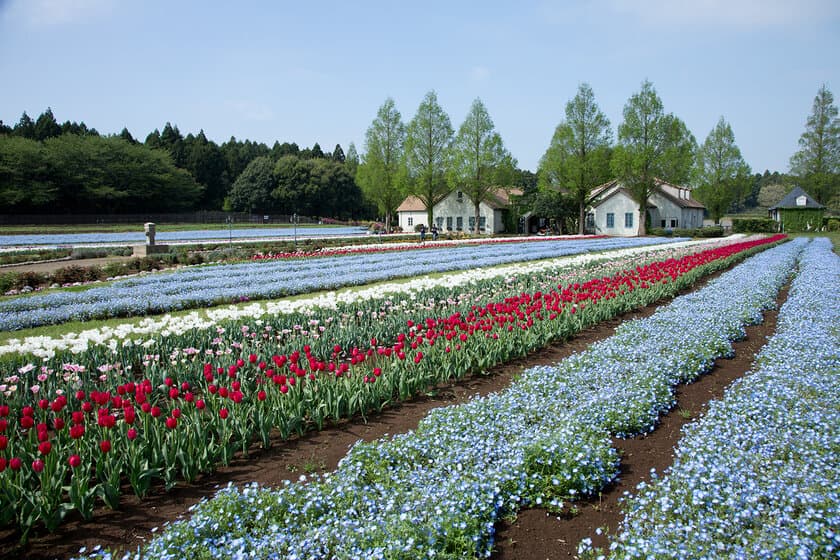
left=777, top=208, right=825, bottom=232
left=612, top=80, right=697, bottom=235
left=789, top=84, right=840, bottom=206
left=538, top=83, right=612, bottom=234
left=273, top=155, right=362, bottom=219
left=405, top=91, right=454, bottom=226
left=732, top=217, right=776, bottom=233
left=448, top=98, right=516, bottom=234
left=825, top=218, right=839, bottom=231
left=0, top=134, right=203, bottom=213
left=229, top=156, right=276, bottom=213
left=692, top=117, right=751, bottom=222
left=358, top=98, right=408, bottom=230
left=531, top=189, right=577, bottom=233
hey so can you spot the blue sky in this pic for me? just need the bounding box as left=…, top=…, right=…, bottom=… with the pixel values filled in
left=1, top=0, right=838, bottom=175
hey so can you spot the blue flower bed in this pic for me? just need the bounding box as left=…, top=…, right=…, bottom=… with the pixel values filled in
left=0, top=237, right=680, bottom=331
left=603, top=237, right=840, bottom=559
left=0, top=227, right=368, bottom=247
left=76, top=240, right=806, bottom=559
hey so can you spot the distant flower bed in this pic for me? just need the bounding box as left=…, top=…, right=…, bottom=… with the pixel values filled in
left=0, top=226, right=369, bottom=248
left=251, top=234, right=608, bottom=261
left=0, top=236, right=680, bottom=331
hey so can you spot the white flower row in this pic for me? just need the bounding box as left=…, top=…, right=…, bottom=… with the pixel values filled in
left=0, top=237, right=741, bottom=360
left=604, top=237, right=840, bottom=559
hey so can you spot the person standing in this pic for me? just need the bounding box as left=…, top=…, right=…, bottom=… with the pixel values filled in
left=419, top=224, right=427, bottom=243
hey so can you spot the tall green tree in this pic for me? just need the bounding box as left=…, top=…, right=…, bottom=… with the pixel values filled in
left=357, top=98, right=406, bottom=231
left=229, top=156, right=276, bottom=213
left=789, top=84, right=840, bottom=205
left=345, top=142, right=360, bottom=178
left=449, top=98, right=516, bottom=234
left=538, top=83, right=612, bottom=234
left=34, top=108, right=62, bottom=141
left=13, top=112, right=35, bottom=139
left=612, top=80, right=696, bottom=235
left=405, top=91, right=454, bottom=227
left=692, top=117, right=751, bottom=222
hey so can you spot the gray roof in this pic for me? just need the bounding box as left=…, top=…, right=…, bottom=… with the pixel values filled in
left=770, top=186, right=824, bottom=210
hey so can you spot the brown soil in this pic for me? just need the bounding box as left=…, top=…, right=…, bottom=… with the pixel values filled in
left=0, top=269, right=784, bottom=560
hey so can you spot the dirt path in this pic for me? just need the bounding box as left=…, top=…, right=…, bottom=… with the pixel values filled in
left=0, top=267, right=783, bottom=560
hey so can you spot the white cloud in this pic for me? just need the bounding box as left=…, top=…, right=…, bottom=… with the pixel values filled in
left=13, top=0, right=113, bottom=26
left=607, top=0, right=840, bottom=28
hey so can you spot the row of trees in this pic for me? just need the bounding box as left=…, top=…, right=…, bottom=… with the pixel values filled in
left=0, top=109, right=364, bottom=216
left=355, top=92, right=518, bottom=233
left=535, top=81, right=839, bottom=234
left=2, top=82, right=837, bottom=226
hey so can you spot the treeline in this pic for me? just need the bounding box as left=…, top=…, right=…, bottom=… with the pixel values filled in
left=0, top=109, right=369, bottom=217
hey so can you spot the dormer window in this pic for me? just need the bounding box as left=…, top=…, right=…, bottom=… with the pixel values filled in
left=796, top=195, right=807, bottom=207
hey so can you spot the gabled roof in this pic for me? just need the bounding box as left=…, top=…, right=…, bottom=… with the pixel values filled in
left=588, top=178, right=704, bottom=209
left=654, top=186, right=706, bottom=209
left=395, top=196, right=426, bottom=213
left=396, top=188, right=522, bottom=213
left=769, top=186, right=824, bottom=210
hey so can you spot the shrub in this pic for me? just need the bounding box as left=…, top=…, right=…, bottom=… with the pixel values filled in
left=731, top=217, right=776, bottom=233
left=825, top=218, right=839, bottom=232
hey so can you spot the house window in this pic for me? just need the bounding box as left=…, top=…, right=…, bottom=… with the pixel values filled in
left=606, top=213, right=615, bottom=228
left=456, top=216, right=463, bottom=230
left=796, top=195, right=807, bottom=207
left=670, top=218, right=678, bottom=228
left=661, top=220, right=667, bottom=228
left=407, top=217, right=413, bottom=227
left=436, top=216, right=444, bottom=228
left=469, top=216, right=475, bottom=229
left=624, top=213, right=633, bottom=228
left=479, top=216, right=486, bottom=230
left=456, top=191, right=464, bottom=202
left=446, top=216, right=453, bottom=230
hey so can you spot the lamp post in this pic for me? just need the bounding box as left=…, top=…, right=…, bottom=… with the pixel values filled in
left=226, top=215, right=232, bottom=252
left=292, top=212, right=298, bottom=250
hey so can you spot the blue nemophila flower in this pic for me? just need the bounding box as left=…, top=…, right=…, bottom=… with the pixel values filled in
left=74, top=239, right=814, bottom=559
left=607, top=237, right=839, bottom=559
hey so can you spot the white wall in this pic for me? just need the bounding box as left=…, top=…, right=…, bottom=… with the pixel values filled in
left=592, top=193, right=639, bottom=236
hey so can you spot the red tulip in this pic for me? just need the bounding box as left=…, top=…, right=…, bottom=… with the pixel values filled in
left=68, top=454, right=82, bottom=468
left=32, top=459, right=45, bottom=473
left=99, top=440, right=111, bottom=453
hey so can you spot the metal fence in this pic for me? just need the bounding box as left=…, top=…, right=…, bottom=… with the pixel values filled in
left=0, top=212, right=319, bottom=225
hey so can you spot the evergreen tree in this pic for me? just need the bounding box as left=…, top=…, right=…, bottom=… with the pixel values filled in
left=34, top=108, right=62, bottom=141
left=789, top=84, right=840, bottom=205
left=692, top=117, right=751, bottom=222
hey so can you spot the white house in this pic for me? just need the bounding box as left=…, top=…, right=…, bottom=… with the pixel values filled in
left=586, top=179, right=705, bottom=236
left=396, top=188, right=521, bottom=234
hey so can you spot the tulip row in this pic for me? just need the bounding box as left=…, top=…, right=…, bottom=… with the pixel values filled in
left=0, top=236, right=680, bottom=332
left=599, top=237, right=839, bottom=559
left=76, top=236, right=806, bottom=559
left=0, top=236, right=784, bottom=539
left=0, top=236, right=738, bottom=361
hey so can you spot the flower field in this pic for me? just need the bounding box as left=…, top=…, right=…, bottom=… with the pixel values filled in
left=601, top=237, right=839, bottom=559
left=0, top=226, right=368, bottom=248
left=63, top=236, right=810, bottom=559
left=0, top=236, right=680, bottom=331
left=0, top=234, right=788, bottom=546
